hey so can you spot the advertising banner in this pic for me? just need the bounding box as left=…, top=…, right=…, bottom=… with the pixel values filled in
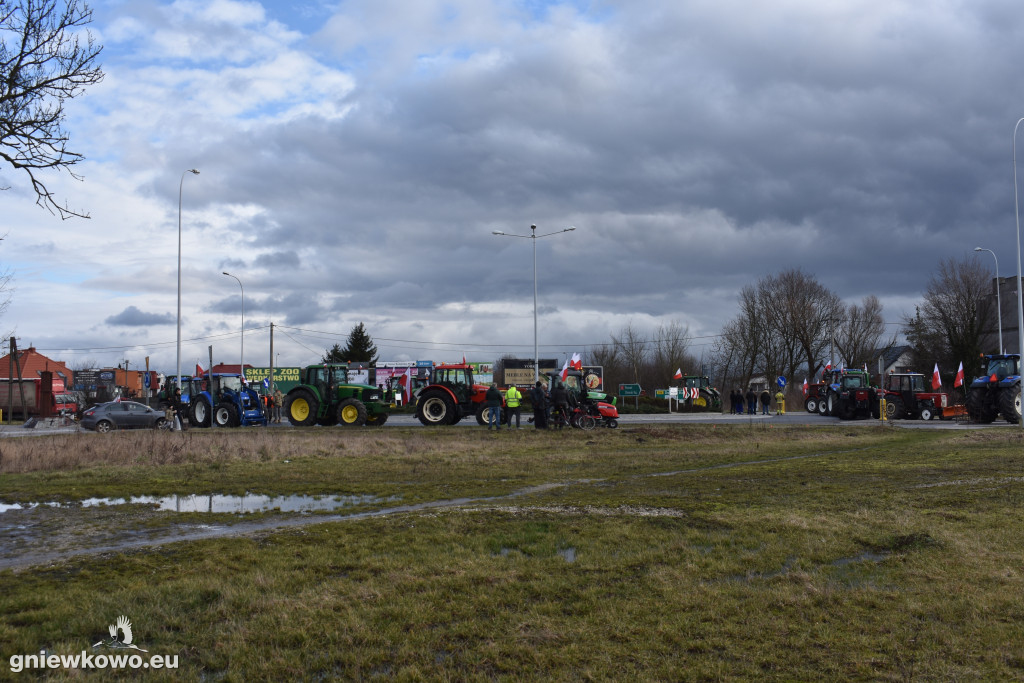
left=502, top=359, right=558, bottom=387
left=245, top=367, right=303, bottom=394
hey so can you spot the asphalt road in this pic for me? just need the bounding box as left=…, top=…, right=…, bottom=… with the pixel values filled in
left=0, top=409, right=999, bottom=437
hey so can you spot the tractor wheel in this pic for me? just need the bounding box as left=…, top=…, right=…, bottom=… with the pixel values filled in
left=886, top=397, right=906, bottom=420
left=693, top=391, right=709, bottom=411
left=285, top=389, right=319, bottom=427
left=804, top=397, right=818, bottom=413
left=998, top=385, right=1021, bottom=424
left=337, top=398, right=368, bottom=426
left=817, top=398, right=828, bottom=416
left=190, top=399, right=211, bottom=428
left=475, top=402, right=488, bottom=426
left=966, top=387, right=997, bottom=423
left=366, top=412, right=388, bottom=427
left=919, top=404, right=935, bottom=421
left=827, top=392, right=850, bottom=420
left=215, top=402, right=240, bottom=428
left=417, top=390, right=455, bottom=426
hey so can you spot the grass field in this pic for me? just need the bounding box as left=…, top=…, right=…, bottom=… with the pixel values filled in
left=0, top=424, right=1023, bottom=680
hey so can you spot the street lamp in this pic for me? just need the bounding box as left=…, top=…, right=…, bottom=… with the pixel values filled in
left=222, top=271, right=244, bottom=378
left=491, top=224, right=576, bottom=383
left=176, top=168, right=200, bottom=392
left=975, top=247, right=1003, bottom=354
left=1013, top=117, right=1024, bottom=429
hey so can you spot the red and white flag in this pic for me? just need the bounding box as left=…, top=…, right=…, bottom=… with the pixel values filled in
left=570, top=353, right=582, bottom=371
left=932, top=363, right=941, bottom=390
left=954, top=362, right=965, bottom=388
left=674, top=368, right=682, bottom=379
left=195, top=363, right=204, bottom=377
left=560, top=359, right=570, bottom=381
left=802, top=378, right=808, bottom=396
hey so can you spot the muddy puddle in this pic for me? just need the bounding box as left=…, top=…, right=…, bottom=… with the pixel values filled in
left=0, top=493, right=386, bottom=515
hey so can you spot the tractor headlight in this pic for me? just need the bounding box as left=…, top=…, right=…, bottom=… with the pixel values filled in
left=368, top=392, right=381, bottom=401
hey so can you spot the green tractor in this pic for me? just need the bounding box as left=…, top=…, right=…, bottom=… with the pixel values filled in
left=675, top=375, right=721, bottom=412
left=284, top=363, right=390, bottom=427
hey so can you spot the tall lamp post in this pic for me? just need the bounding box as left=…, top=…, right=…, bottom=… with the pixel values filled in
left=975, top=247, right=1003, bottom=354
left=176, top=169, right=200, bottom=391
left=1013, top=117, right=1024, bottom=429
left=222, top=271, right=244, bottom=378
left=492, top=224, right=576, bottom=383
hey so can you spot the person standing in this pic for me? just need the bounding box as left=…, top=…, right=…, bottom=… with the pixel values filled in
left=530, top=381, right=548, bottom=429
left=746, top=388, right=756, bottom=415
left=551, top=381, right=569, bottom=429
left=760, top=388, right=771, bottom=415
left=486, top=383, right=503, bottom=430
left=273, top=386, right=284, bottom=423
left=505, top=384, right=523, bottom=429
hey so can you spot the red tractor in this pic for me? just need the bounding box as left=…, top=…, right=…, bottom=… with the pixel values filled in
left=882, top=372, right=949, bottom=421
left=415, top=363, right=499, bottom=426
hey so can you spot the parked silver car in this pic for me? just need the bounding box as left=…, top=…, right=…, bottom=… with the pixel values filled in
left=80, top=401, right=167, bottom=432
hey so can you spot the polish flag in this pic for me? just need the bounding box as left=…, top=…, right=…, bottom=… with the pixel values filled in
left=570, top=353, right=582, bottom=370
left=932, top=363, right=941, bottom=390
left=560, top=359, right=570, bottom=381
left=674, top=368, right=683, bottom=379
left=954, top=362, right=965, bottom=388
left=802, top=378, right=808, bottom=396
left=195, top=363, right=204, bottom=377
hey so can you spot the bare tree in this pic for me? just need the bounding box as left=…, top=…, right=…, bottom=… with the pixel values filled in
left=588, top=342, right=623, bottom=392
left=650, top=320, right=691, bottom=384
left=1, top=0, right=103, bottom=219
left=903, top=256, right=995, bottom=381
left=835, top=295, right=896, bottom=369
left=611, top=322, right=647, bottom=384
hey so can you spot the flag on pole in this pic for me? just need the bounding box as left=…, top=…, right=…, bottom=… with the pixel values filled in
left=560, top=358, right=570, bottom=381
left=932, top=363, right=941, bottom=390
left=195, top=363, right=204, bottom=377
left=954, top=362, right=965, bottom=388
left=570, top=353, right=582, bottom=371
left=674, top=368, right=683, bottom=379
left=802, top=378, right=808, bottom=396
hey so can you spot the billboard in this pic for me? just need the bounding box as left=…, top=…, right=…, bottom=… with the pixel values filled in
left=502, top=359, right=558, bottom=387
left=245, top=367, right=303, bottom=394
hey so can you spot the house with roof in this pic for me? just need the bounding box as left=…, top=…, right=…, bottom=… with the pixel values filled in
left=0, top=346, right=73, bottom=389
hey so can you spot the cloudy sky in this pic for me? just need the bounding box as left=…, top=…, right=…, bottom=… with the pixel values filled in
left=2, top=0, right=1023, bottom=374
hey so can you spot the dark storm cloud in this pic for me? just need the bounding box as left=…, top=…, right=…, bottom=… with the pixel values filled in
left=105, top=306, right=175, bottom=327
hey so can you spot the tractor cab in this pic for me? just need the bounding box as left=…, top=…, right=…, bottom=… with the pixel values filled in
left=432, top=365, right=475, bottom=404
left=304, top=364, right=350, bottom=400
left=882, top=372, right=946, bottom=420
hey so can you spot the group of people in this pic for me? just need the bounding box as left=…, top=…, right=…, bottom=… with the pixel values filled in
left=484, top=380, right=574, bottom=430
left=730, top=388, right=772, bottom=415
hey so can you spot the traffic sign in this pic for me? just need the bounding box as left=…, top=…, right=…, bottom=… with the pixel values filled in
left=619, top=383, right=642, bottom=397
left=777, top=376, right=787, bottom=388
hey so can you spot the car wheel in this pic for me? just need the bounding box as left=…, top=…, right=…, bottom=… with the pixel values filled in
left=95, top=420, right=114, bottom=433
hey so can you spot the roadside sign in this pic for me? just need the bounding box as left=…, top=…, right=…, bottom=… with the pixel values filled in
left=777, top=376, right=787, bottom=388
left=619, top=383, right=641, bottom=397
left=655, top=389, right=667, bottom=399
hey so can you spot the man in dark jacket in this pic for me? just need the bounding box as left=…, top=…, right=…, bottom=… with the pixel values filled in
left=746, top=388, right=756, bottom=415
left=760, top=388, right=771, bottom=415
left=530, top=381, right=548, bottom=430
left=485, top=383, right=503, bottom=430
left=551, top=382, right=569, bottom=429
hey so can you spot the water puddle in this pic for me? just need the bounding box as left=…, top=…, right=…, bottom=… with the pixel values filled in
left=0, top=493, right=387, bottom=515
left=556, top=547, right=577, bottom=563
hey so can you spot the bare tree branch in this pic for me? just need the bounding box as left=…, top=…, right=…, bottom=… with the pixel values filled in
left=0, top=0, right=103, bottom=219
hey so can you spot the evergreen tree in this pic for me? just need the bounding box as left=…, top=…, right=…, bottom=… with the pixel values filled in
left=322, top=343, right=345, bottom=364
left=335, top=323, right=378, bottom=363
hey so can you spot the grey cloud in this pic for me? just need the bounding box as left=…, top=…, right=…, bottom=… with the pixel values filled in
left=105, top=306, right=174, bottom=327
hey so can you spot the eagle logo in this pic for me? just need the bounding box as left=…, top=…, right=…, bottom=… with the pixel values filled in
left=92, top=615, right=148, bottom=652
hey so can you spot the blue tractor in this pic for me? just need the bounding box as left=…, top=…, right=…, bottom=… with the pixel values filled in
left=966, top=354, right=1021, bottom=424
left=188, top=373, right=268, bottom=428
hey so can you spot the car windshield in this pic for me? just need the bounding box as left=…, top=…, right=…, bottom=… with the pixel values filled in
left=843, top=375, right=863, bottom=388
left=218, top=376, right=243, bottom=393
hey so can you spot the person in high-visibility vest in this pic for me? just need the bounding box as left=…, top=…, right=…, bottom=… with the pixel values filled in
left=505, top=384, right=523, bottom=429
left=775, top=390, right=785, bottom=415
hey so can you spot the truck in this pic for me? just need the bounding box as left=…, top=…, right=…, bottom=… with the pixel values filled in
left=675, top=375, right=721, bottom=412
left=0, top=377, right=75, bottom=419
left=284, top=363, right=390, bottom=427
left=966, top=354, right=1021, bottom=424
left=882, top=372, right=949, bottom=420
left=821, top=368, right=879, bottom=420
left=188, top=373, right=268, bottom=428
left=416, top=363, right=495, bottom=426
